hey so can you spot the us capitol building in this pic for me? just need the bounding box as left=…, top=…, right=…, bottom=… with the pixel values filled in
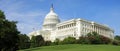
left=28, top=5, right=114, bottom=42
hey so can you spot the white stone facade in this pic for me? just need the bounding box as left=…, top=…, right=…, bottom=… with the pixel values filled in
left=55, top=19, right=114, bottom=41
left=28, top=5, right=114, bottom=42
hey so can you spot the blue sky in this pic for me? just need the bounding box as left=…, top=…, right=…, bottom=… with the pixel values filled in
left=0, top=0, right=120, bottom=35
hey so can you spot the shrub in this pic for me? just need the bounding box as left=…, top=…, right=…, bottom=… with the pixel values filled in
left=30, top=35, right=44, bottom=48
left=77, top=32, right=112, bottom=44
left=53, top=38, right=61, bottom=45
left=44, top=41, right=52, bottom=46
left=99, top=35, right=112, bottom=44
left=115, top=35, right=120, bottom=41
left=112, top=40, right=120, bottom=46
left=87, top=32, right=102, bottom=44
left=76, top=36, right=90, bottom=44
left=61, top=37, right=76, bottom=44
left=18, top=34, right=30, bottom=49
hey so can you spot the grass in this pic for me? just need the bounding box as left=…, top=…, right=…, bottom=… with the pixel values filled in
left=19, top=44, right=120, bottom=51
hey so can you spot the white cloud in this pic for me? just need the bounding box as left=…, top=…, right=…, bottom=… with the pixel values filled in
left=7, top=11, right=46, bottom=34
left=0, top=0, right=47, bottom=34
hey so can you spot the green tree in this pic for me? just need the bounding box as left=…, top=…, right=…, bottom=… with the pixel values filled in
left=115, top=35, right=120, bottom=41
left=30, top=36, right=36, bottom=47
left=113, top=35, right=120, bottom=45
left=87, top=32, right=101, bottom=44
left=99, top=35, right=112, bottom=44
left=53, top=38, right=60, bottom=45
left=18, top=34, right=30, bottom=49
left=44, top=41, right=52, bottom=46
left=30, top=35, right=44, bottom=48
left=0, top=10, right=5, bottom=19
left=0, top=10, right=20, bottom=51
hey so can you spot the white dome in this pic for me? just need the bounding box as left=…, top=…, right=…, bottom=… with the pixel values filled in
left=46, top=11, right=58, bottom=17
left=42, top=5, right=60, bottom=30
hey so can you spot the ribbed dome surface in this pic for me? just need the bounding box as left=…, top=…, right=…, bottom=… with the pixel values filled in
left=42, top=5, right=60, bottom=30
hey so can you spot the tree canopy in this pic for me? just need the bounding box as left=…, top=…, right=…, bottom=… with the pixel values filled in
left=0, top=10, right=20, bottom=51
left=30, top=35, right=44, bottom=48
left=18, top=34, right=30, bottom=49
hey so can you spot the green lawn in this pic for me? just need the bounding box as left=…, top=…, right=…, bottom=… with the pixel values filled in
left=19, top=44, right=120, bottom=51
